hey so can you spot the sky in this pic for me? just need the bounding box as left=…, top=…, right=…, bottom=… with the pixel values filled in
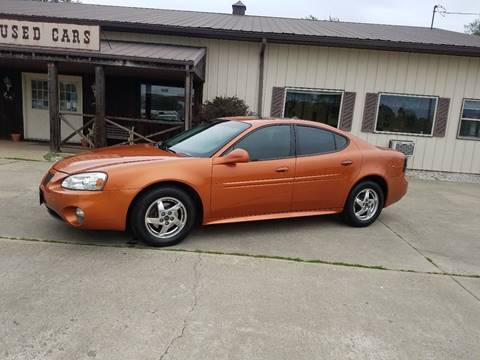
left=80, top=0, right=480, bottom=33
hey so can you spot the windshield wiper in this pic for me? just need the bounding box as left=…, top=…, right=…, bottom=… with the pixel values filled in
left=156, top=142, right=176, bottom=154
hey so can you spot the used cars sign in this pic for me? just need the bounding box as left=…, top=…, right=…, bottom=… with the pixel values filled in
left=0, top=19, right=100, bottom=51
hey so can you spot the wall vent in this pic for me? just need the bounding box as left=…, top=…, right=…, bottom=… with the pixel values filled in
left=389, top=140, right=415, bottom=157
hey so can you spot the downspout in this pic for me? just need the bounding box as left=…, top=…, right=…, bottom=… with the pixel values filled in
left=257, top=38, right=267, bottom=118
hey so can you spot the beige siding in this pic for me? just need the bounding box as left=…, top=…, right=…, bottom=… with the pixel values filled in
left=105, top=31, right=480, bottom=174
left=103, top=31, right=260, bottom=114
left=263, top=44, right=480, bottom=174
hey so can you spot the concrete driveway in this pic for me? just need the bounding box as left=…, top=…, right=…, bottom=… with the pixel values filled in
left=1, top=157, right=479, bottom=359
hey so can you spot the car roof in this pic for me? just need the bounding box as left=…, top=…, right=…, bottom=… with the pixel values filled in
left=219, top=117, right=344, bottom=132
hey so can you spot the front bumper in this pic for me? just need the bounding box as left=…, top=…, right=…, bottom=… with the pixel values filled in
left=39, top=169, right=137, bottom=231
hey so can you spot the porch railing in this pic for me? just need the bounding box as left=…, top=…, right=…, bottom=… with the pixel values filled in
left=59, top=113, right=183, bottom=149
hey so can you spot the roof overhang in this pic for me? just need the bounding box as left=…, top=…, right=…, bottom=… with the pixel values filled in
left=0, top=39, right=206, bottom=79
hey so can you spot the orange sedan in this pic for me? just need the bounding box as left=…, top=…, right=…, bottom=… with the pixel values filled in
left=40, top=118, right=408, bottom=246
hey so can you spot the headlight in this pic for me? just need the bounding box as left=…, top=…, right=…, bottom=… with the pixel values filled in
left=61, top=172, right=107, bottom=191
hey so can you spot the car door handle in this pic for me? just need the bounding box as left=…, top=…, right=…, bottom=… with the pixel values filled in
left=275, top=167, right=289, bottom=173
left=341, top=160, right=353, bottom=166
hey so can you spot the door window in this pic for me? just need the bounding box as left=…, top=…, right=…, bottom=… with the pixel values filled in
left=295, top=125, right=348, bottom=156
left=31, top=80, right=48, bottom=110
left=59, top=82, right=78, bottom=112
left=231, top=125, right=292, bottom=161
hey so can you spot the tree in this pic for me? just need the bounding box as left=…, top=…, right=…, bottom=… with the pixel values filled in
left=196, top=96, right=249, bottom=122
left=303, top=15, right=340, bottom=22
left=465, top=18, right=480, bottom=36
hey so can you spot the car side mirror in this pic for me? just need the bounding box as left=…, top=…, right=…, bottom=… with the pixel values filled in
left=214, top=148, right=249, bottom=165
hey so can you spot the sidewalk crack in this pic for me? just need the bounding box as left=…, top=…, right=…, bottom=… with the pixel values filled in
left=159, top=253, right=201, bottom=360
left=379, top=219, right=480, bottom=303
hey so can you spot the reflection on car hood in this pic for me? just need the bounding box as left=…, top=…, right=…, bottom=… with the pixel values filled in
left=53, top=144, right=178, bottom=174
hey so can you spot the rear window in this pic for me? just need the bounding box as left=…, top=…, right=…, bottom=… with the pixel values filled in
left=295, top=125, right=348, bottom=156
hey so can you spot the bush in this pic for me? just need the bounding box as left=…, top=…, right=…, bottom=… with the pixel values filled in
left=196, top=96, right=249, bottom=122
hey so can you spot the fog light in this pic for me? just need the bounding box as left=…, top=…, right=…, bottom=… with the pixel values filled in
left=75, top=208, right=85, bottom=223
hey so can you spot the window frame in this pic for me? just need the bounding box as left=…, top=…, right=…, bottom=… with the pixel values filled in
left=373, top=92, right=439, bottom=137
left=294, top=124, right=350, bottom=158
left=140, top=81, right=187, bottom=122
left=457, top=98, right=480, bottom=141
left=282, top=87, right=345, bottom=128
left=222, top=124, right=295, bottom=162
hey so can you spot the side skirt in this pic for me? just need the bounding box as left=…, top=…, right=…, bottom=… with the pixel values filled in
left=203, top=209, right=343, bottom=226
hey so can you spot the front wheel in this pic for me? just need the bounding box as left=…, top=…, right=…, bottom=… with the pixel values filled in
left=343, top=181, right=384, bottom=227
left=130, top=186, right=196, bottom=247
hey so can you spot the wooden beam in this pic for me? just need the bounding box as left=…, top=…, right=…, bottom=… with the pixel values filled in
left=94, top=65, right=106, bottom=147
left=184, top=68, right=193, bottom=130
left=47, top=62, right=60, bottom=152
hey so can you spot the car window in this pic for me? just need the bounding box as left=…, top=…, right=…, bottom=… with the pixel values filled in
left=164, top=120, right=250, bottom=157
left=231, top=125, right=292, bottom=161
left=334, top=133, right=348, bottom=150
left=295, top=125, right=348, bottom=156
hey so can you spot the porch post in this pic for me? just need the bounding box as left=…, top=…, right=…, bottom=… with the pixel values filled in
left=184, top=67, right=193, bottom=130
left=47, top=62, right=60, bottom=152
left=94, top=65, right=106, bottom=147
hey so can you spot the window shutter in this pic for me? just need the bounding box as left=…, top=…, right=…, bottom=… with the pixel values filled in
left=271, top=87, right=286, bottom=118
left=339, top=92, right=356, bottom=131
left=433, top=97, right=450, bottom=137
left=361, top=93, right=379, bottom=133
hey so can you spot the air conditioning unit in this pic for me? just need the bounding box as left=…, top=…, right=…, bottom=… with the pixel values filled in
left=389, top=140, right=415, bottom=157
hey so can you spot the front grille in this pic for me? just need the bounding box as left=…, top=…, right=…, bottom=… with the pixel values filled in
left=42, top=172, right=55, bottom=186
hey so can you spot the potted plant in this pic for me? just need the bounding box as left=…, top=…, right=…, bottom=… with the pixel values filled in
left=10, top=132, right=21, bottom=142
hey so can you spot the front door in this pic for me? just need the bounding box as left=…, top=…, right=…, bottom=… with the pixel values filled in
left=211, top=124, right=295, bottom=221
left=22, top=73, right=83, bottom=142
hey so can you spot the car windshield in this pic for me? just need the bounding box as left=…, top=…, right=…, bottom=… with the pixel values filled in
left=161, top=120, right=251, bottom=157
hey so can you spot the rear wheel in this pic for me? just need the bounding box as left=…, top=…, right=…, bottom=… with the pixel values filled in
left=130, top=186, right=196, bottom=247
left=343, top=181, right=384, bottom=227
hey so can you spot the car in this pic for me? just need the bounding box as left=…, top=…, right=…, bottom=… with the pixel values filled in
left=39, top=118, right=408, bottom=247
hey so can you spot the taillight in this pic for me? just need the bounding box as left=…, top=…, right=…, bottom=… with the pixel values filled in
left=403, top=157, right=407, bottom=173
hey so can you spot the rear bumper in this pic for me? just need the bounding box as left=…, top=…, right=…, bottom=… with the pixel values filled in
left=40, top=170, right=137, bottom=231
left=385, top=176, right=408, bottom=207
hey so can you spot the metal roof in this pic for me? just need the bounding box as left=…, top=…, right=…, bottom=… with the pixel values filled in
left=2, top=0, right=480, bottom=56
left=0, top=39, right=205, bottom=65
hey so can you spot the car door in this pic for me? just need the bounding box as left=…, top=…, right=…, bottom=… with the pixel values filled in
left=210, top=124, right=296, bottom=221
left=292, top=125, right=361, bottom=211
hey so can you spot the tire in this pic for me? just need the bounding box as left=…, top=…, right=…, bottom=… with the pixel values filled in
left=343, top=180, right=384, bottom=227
left=130, top=186, right=196, bottom=247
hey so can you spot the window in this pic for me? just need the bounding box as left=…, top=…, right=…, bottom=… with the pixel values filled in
left=375, top=94, right=437, bottom=135
left=295, top=126, right=348, bottom=156
left=59, top=82, right=78, bottom=112
left=141, top=84, right=186, bottom=122
left=31, top=80, right=48, bottom=110
left=231, top=125, right=292, bottom=161
left=284, top=89, right=342, bottom=127
left=164, top=120, right=250, bottom=157
left=458, top=99, right=480, bottom=139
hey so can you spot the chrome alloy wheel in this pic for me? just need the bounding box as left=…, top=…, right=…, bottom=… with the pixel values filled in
left=353, top=188, right=379, bottom=221
left=144, top=197, right=187, bottom=239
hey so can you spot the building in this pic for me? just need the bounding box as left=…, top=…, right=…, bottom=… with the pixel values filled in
left=1, top=0, right=480, bottom=174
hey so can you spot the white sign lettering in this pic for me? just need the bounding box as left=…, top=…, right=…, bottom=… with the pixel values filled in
left=0, top=19, right=100, bottom=51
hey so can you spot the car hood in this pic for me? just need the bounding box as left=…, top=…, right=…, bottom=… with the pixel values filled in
left=53, top=144, right=179, bottom=174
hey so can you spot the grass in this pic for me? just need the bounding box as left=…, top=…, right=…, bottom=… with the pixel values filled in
left=1, top=235, right=479, bottom=279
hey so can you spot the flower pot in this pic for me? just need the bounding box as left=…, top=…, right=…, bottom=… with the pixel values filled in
left=10, top=133, right=21, bottom=142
